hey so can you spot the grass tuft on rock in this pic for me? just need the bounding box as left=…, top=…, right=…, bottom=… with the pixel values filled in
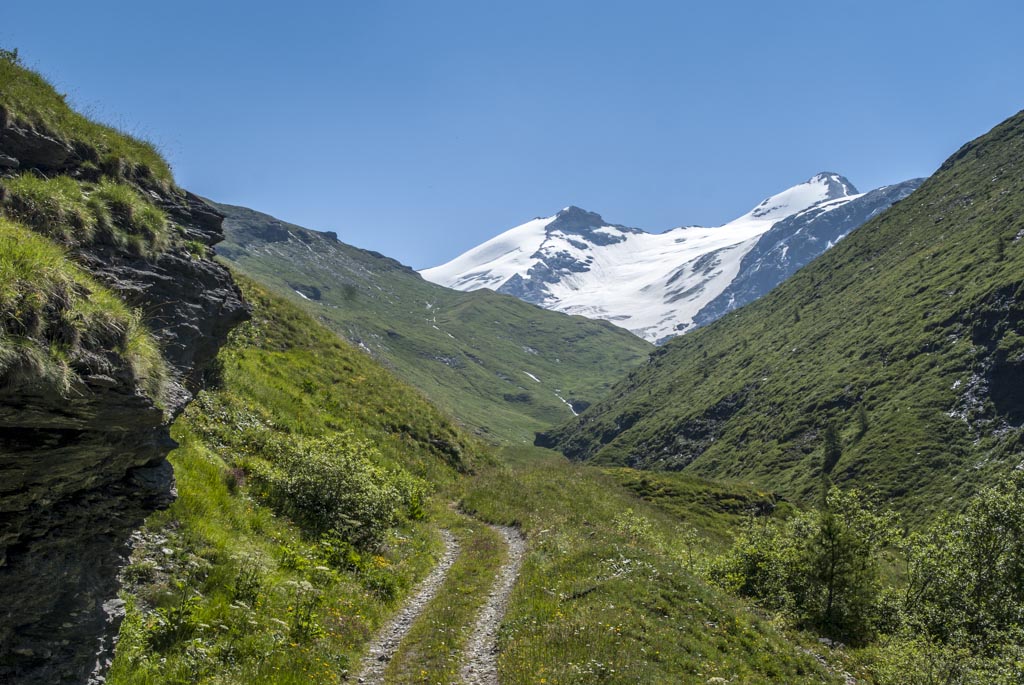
left=0, top=51, right=173, bottom=184
left=0, top=216, right=167, bottom=400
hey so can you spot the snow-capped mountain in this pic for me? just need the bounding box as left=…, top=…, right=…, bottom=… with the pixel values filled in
left=421, top=173, right=920, bottom=343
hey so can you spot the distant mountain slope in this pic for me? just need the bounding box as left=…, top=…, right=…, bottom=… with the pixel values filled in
left=212, top=203, right=653, bottom=443
left=691, top=178, right=924, bottom=327
left=423, top=173, right=918, bottom=343
left=540, top=110, right=1024, bottom=519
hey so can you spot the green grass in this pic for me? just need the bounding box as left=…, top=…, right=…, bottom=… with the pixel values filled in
left=544, top=109, right=1024, bottom=521
left=0, top=173, right=95, bottom=242
left=0, top=216, right=167, bottom=400
left=384, top=508, right=506, bottom=684
left=603, top=467, right=784, bottom=546
left=461, top=447, right=845, bottom=684
left=0, top=52, right=173, bottom=184
left=210, top=200, right=653, bottom=444
left=108, top=275, right=487, bottom=684
left=1, top=174, right=171, bottom=255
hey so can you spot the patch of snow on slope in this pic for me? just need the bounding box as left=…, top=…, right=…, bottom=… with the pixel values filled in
left=421, top=217, right=553, bottom=290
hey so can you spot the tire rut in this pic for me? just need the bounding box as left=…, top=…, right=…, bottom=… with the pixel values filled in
left=356, top=529, right=459, bottom=684
left=459, top=525, right=526, bottom=685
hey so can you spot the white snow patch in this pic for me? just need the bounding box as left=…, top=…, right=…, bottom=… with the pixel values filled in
left=554, top=392, right=578, bottom=416
left=523, top=371, right=541, bottom=383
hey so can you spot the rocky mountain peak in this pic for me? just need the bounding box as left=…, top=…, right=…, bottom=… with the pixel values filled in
left=546, top=205, right=643, bottom=238
left=809, top=172, right=860, bottom=200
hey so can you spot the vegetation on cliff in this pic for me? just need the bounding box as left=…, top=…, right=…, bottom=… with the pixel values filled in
left=108, top=277, right=483, bottom=683
left=0, top=216, right=166, bottom=401
left=0, top=48, right=172, bottom=183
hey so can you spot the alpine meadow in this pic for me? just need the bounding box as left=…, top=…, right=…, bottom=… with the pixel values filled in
left=3, top=4, right=1024, bottom=685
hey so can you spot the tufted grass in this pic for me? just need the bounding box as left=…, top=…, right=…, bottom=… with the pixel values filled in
left=0, top=52, right=173, bottom=184
left=0, top=216, right=167, bottom=400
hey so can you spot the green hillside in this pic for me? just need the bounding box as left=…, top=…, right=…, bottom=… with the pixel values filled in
left=542, top=110, right=1024, bottom=520
left=211, top=201, right=653, bottom=443
left=108, top=276, right=846, bottom=684
left=109, top=276, right=484, bottom=683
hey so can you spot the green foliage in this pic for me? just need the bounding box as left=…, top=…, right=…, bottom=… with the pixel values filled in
left=110, top=275, right=479, bottom=683
left=545, top=110, right=1024, bottom=519
left=0, top=55, right=173, bottom=183
left=0, top=217, right=167, bottom=400
left=0, top=173, right=95, bottom=242
left=252, top=434, right=423, bottom=548
left=899, top=472, right=1024, bottom=651
left=716, top=487, right=898, bottom=644
left=211, top=201, right=652, bottom=443
left=822, top=423, right=842, bottom=475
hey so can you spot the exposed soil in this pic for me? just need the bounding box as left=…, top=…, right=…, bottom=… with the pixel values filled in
left=459, top=525, right=527, bottom=685
left=356, top=530, right=459, bottom=684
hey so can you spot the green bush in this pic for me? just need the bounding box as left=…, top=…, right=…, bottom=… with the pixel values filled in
left=900, top=472, right=1024, bottom=650
left=715, top=486, right=898, bottom=644
left=252, top=433, right=424, bottom=548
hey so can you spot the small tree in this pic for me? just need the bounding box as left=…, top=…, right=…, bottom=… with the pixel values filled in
left=716, top=486, right=899, bottom=645
left=806, top=487, right=899, bottom=642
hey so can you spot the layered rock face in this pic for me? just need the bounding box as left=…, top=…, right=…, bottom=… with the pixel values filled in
left=0, top=113, right=249, bottom=683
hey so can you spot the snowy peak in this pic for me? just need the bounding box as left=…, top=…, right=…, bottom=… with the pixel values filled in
left=747, top=172, right=858, bottom=221
left=546, top=206, right=644, bottom=243
left=422, top=172, right=916, bottom=343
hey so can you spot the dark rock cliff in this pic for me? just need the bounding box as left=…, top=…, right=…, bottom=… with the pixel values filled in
left=0, top=113, right=249, bottom=683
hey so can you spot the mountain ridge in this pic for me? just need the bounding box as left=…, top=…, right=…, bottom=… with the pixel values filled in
left=422, top=172, right=920, bottom=342
left=212, top=200, right=653, bottom=443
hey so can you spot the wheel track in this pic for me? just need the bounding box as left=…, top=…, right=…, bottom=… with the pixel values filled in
left=356, top=530, right=459, bottom=684
left=459, top=525, right=527, bottom=685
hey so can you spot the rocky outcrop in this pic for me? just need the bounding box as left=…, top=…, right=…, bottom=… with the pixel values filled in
left=0, top=116, right=249, bottom=683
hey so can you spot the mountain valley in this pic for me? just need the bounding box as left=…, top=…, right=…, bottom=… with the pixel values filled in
left=1, top=46, right=1023, bottom=685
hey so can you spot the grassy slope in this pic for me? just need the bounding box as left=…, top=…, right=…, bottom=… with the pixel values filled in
left=0, top=53, right=172, bottom=184
left=544, top=110, right=1024, bottom=520
left=108, top=277, right=485, bottom=683
left=210, top=201, right=652, bottom=443
left=462, top=447, right=843, bottom=684
left=109, top=277, right=843, bottom=684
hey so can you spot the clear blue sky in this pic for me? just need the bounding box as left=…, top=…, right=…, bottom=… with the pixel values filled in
left=4, top=1, right=1023, bottom=268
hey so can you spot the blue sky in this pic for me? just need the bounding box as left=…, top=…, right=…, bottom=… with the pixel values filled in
left=4, top=1, right=1023, bottom=268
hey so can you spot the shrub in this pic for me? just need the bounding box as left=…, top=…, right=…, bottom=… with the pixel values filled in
left=715, top=487, right=898, bottom=644
left=252, top=433, right=423, bottom=548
